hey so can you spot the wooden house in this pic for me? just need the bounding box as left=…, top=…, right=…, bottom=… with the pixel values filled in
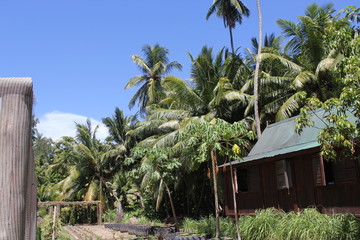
left=221, top=109, right=360, bottom=216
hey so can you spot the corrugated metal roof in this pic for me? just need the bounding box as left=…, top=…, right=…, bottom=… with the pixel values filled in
left=221, top=109, right=357, bottom=167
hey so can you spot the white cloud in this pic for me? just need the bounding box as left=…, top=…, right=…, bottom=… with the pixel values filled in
left=37, top=111, right=109, bottom=141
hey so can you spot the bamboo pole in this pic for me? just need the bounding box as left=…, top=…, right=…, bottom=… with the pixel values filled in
left=0, top=78, right=35, bottom=240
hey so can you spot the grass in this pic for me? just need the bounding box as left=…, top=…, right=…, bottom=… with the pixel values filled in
left=181, top=208, right=360, bottom=240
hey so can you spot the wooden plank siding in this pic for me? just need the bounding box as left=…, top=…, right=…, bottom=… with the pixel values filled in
left=224, top=150, right=360, bottom=216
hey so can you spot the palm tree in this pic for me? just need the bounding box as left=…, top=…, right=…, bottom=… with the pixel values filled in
left=206, top=0, right=250, bottom=54
left=239, top=4, right=351, bottom=127
left=277, top=3, right=335, bottom=71
left=125, top=44, right=182, bottom=115
left=50, top=120, right=126, bottom=209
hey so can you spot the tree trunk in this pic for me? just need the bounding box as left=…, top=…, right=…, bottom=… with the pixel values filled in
left=229, top=161, right=241, bottom=240
left=101, top=178, right=123, bottom=222
left=254, top=0, right=263, bottom=138
left=229, top=27, right=235, bottom=55
left=165, top=183, right=179, bottom=232
left=211, top=150, right=220, bottom=238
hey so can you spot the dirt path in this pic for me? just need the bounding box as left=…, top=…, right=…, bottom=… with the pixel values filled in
left=63, top=225, right=137, bottom=240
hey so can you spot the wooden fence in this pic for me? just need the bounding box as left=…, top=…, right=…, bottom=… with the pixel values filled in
left=38, top=201, right=103, bottom=225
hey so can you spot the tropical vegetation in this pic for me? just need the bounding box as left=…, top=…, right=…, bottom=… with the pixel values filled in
left=34, top=2, right=360, bottom=239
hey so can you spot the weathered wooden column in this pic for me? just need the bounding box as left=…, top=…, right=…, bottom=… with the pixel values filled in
left=97, top=202, right=102, bottom=225
left=0, top=78, right=36, bottom=240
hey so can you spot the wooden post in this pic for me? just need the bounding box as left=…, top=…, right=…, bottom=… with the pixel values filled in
left=97, top=202, right=102, bottom=225
left=48, top=206, right=53, bottom=216
left=56, top=204, right=61, bottom=220
left=0, top=78, right=35, bottom=240
left=51, top=206, right=57, bottom=240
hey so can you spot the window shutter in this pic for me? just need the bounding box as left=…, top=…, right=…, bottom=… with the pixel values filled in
left=312, top=154, right=326, bottom=186
left=276, top=160, right=292, bottom=189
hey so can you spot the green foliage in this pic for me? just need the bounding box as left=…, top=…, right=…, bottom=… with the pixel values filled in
left=103, top=209, right=117, bottom=223
left=60, top=205, right=97, bottom=225
left=39, top=215, right=62, bottom=240
left=182, top=216, right=237, bottom=238
left=178, top=118, right=255, bottom=166
left=296, top=23, right=359, bottom=161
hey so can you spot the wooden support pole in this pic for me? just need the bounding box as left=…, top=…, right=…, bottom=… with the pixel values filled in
left=56, top=204, right=61, bottom=220
left=0, top=78, right=35, bottom=240
left=48, top=207, right=53, bottom=217
left=97, top=202, right=102, bottom=225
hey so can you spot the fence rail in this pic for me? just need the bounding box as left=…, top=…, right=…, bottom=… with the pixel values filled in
left=37, top=201, right=102, bottom=225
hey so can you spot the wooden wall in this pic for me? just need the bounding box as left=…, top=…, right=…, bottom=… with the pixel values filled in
left=224, top=152, right=360, bottom=216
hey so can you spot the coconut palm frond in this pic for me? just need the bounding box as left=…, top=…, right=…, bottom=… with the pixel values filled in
left=156, top=179, right=165, bottom=211
left=84, top=181, right=99, bottom=201
left=291, top=70, right=314, bottom=89
left=153, top=130, right=178, bottom=149
left=131, top=55, right=151, bottom=74
left=260, top=53, right=303, bottom=72
left=125, top=75, right=147, bottom=89
left=148, top=108, right=191, bottom=121
left=275, top=91, right=307, bottom=121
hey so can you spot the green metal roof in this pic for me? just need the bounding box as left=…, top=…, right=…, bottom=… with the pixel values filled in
left=221, top=109, right=357, bottom=167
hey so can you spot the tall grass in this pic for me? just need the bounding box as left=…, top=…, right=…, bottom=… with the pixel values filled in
left=239, top=208, right=284, bottom=240
left=181, top=208, right=360, bottom=240
left=182, top=216, right=237, bottom=238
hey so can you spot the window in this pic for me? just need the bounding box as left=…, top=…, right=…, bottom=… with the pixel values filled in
left=323, top=160, right=335, bottom=185
left=236, top=167, right=260, bottom=192
left=312, top=153, right=356, bottom=186
left=276, top=159, right=292, bottom=189
left=237, top=169, right=248, bottom=192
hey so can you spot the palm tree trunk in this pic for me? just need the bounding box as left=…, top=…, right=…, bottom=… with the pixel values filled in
left=229, top=161, right=241, bottom=240
left=254, top=0, right=263, bottom=138
left=100, top=178, right=124, bottom=222
left=211, top=150, right=220, bottom=238
left=229, top=27, right=235, bottom=55
left=165, top=183, right=179, bottom=232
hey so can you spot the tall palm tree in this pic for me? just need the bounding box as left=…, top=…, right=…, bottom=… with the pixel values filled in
left=50, top=120, right=126, bottom=208
left=125, top=44, right=182, bottom=115
left=206, top=0, right=250, bottom=54
left=239, top=4, right=351, bottom=127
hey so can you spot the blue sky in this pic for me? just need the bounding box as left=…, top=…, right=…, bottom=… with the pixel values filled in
left=0, top=0, right=357, bottom=140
